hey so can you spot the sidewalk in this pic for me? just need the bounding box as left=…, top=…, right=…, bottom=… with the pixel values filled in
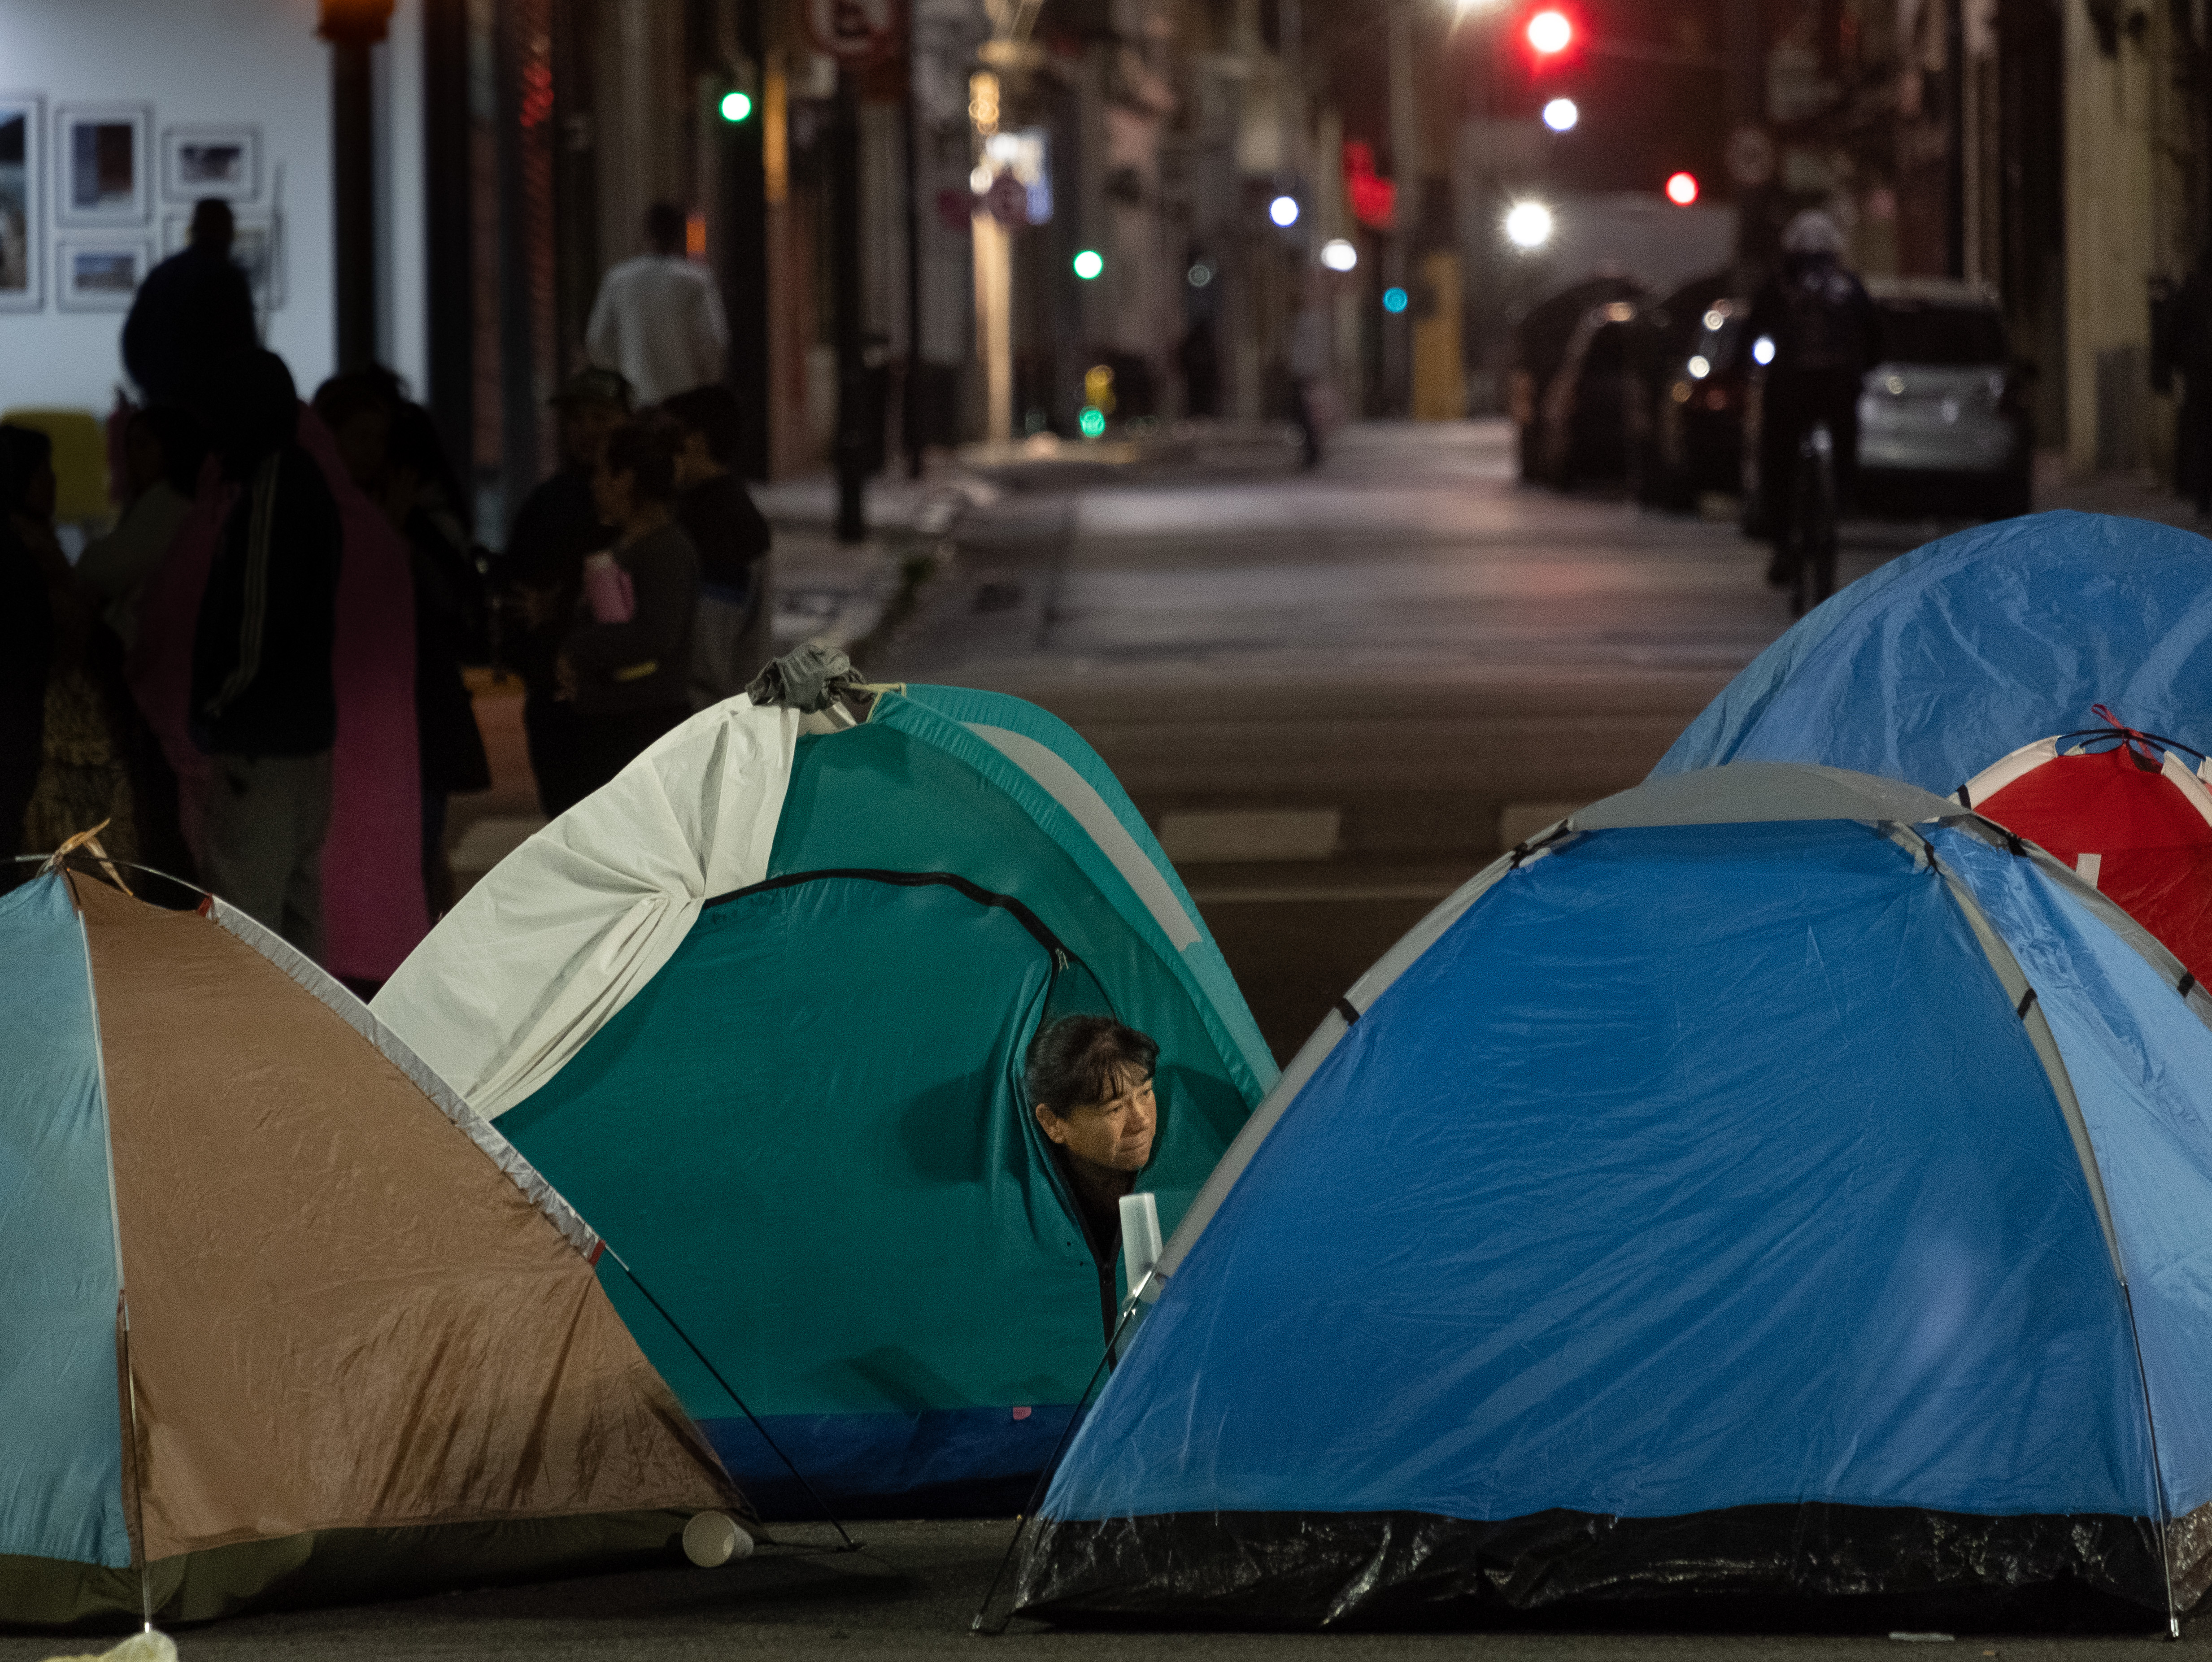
left=2032, top=449, right=2208, bottom=530
left=446, top=467, right=985, bottom=895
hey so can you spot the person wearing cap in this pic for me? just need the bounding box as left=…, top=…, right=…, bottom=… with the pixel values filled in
left=1742, top=210, right=1882, bottom=594
left=492, top=367, right=628, bottom=817
left=585, top=203, right=728, bottom=406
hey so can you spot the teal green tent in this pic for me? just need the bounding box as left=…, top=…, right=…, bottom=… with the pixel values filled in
left=374, top=685, right=1275, bottom=1515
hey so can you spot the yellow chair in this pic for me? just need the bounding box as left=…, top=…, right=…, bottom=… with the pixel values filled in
left=0, top=406, right=112, bottom=524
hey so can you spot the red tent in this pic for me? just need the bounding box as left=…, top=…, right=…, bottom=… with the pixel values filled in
left=1959, top=711, right=2212, bottom=985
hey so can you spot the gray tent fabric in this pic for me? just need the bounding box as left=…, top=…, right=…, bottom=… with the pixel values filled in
left=744, top=644, right=859, bottom=714
left=1571, top=764, right=1961, bottom=832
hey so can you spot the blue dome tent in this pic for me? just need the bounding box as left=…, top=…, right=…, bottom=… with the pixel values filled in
left=1014, top=764, right=2212, bottom=1629
left=374, top=682, right=1274, bottom=1518
left=1655, top=512, right=2212, bottom=793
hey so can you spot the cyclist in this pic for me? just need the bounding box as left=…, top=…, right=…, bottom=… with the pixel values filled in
left=1744, top=211, right=1883, bottom=592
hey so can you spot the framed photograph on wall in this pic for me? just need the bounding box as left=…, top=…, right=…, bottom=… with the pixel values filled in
left=55, top=102, right=150, bottom=227
left=0, top=93, right=43, bottom=312
left=56, top=237, right=152, bottom=311
left=163, top=209, right=283, bottom=312
left=162, top=126, right=259, bottom=203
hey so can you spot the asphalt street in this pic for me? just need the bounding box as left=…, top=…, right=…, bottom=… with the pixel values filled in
left=877, top=418, right=1923, bottom=1058
left=0, top=1519, right=2195, bottom=1661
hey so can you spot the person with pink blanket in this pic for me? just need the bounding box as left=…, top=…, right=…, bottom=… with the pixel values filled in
left=129, top=353, right=427, bottom=987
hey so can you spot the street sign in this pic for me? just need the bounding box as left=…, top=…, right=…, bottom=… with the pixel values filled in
left=806, top=0, right=902, bottom=64
left=1726, top=126, right=1776, bottom=188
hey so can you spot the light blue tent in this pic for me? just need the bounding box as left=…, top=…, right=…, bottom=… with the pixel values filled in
left=1655, top=511, right=2212, bottom=792
left=1014, top=765, right=2212, bottom=1630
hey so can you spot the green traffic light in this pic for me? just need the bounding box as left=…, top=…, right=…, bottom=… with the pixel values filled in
left=1072, top=249, right=1103, bottom=280
left=1079, top=408, right=1107, bottom=437
left=719, top=90, right=753, bottom=123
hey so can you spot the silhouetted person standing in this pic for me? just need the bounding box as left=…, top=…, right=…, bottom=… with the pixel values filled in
left=122, top=200, right=258, bottom=417
left=191, top=351, right=343, bottom=956
left=661, top=385, right=771, bottom=708
left=554, top=416, right=699, bottom=799
left=585, top=202, right=727, bottom=405
left=1178, top=316, right=1221, bottom=419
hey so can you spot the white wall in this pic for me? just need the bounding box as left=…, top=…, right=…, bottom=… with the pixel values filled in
left=0, top=0, right=425, bottom=414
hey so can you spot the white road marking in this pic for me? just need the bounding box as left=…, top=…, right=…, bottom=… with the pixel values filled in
left=1158, top=809, right=1342, bottom=863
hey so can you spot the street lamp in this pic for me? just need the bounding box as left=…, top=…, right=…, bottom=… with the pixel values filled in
left=1320, top=238, right=1359, bottom=272
left=1541, top=97, right=1578, bottom=132
left=1504, top=200, right=1553, bottom=250
left=1269, top=194, right=1301, bottom=228
left=1525, top=9, right=1572, bottom=55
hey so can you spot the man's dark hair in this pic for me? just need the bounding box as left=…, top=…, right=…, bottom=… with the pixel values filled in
left=659, top=384, right=744, bottom=466
left=188, top=198, right=235, bottom=249
left=644, top=201, right=688, bottom=254
left=601, top=415, right=680, bottom=503
left=132, top=404, right=207, bottom=497
left=1025, top=1015, right=1160, bottom=1118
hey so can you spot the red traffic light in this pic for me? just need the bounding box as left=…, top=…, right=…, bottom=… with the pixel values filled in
left=1526, top=8, right=1573, bottom=54
left=1665, top=171, right=1700, bottom=206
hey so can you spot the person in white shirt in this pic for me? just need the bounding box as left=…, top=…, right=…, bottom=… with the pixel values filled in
left=584, top=203, right=729, bottom=405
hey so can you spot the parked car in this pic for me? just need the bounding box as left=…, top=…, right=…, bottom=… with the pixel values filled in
left=1536, top=299, right=1641, bottom=488
left=1510, top=276, right=1646, bottom=481
left=1631, top=275, right=1751, bottom=510
left=1855, top=277, right=2033, bottom=518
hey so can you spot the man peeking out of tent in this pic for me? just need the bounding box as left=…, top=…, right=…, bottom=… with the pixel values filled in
left=1028, top=1016, right=1159, bottom=1273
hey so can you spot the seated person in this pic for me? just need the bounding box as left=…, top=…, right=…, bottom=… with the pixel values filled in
left=1026, top=1015, right=1159, bottom=1279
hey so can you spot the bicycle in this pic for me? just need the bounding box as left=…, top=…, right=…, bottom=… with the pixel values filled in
left=1788, top=420, right=1839, bottom=618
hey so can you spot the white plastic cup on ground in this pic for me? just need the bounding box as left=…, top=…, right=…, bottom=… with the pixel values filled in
left=682, top=1510, right=754, bottom=1567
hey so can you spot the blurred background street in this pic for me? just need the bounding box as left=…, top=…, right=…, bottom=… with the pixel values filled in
left=11, top=0, right=2212, bottom=1648
left=452, top=414, right=2193, bottom=1057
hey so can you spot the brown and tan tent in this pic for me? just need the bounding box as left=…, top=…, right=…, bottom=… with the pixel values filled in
left=0, top=866, right=745, bottom=1628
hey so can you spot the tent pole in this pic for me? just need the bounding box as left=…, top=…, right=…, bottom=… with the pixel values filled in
left=970, top=1282, right=1150, bottom=1636
left=120, top=1296, right=153, bottom=1631
left=602, top=1249, right=858, bottom=1552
